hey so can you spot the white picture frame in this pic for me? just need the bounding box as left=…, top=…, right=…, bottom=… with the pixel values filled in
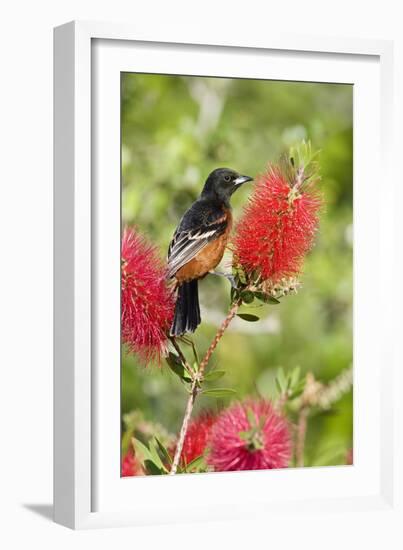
left=54, top=20, right=399, bottom=530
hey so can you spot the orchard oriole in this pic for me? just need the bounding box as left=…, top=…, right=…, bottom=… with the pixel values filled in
left=167, top=168, right=253, bottom=336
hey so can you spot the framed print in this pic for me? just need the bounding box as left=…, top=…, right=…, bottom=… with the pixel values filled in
left=54, top=21, right=399, bottom=530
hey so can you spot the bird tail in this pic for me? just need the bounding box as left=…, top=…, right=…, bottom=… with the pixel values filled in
left=170, top=280, right=201, bottom=336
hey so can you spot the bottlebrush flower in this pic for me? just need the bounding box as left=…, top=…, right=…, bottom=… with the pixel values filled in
left=121, top=227, right=174, bottom=365
left=207, top=399, right=291, bottom=472
left=173, top=411, right=216, bottom=466
left=233, top=148, right=321, bottom=287
left=122, top=449, right=143, bottom=477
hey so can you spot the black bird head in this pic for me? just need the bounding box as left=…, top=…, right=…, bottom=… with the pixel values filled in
left=201, top=168, right=253, bottom=205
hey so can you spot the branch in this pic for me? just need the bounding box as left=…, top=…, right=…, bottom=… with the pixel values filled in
left=169, top=296, right=242, bottom=474
left=198, top=297, right=242, bottom=376
left=169, top=378, right=199, bottom=475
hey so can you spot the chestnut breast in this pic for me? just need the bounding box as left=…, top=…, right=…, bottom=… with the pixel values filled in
left=175, top=209, right=232, bottom=283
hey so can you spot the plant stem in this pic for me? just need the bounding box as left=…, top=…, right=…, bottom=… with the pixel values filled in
left=169, top=378, right=199, bottom=475
left=169, top=297, right=242, bottom=475
left=295, top=407, right=308, bottom=467
left=198, top=297, right=242, bottom=377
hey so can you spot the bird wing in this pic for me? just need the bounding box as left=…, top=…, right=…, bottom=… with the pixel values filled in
left=167, top=215, right=228, bottom=279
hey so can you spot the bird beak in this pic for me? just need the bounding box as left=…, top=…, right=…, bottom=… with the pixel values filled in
left=233, top=174, right=254, bottom=187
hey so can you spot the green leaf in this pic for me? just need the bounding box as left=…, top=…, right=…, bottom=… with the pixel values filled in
left=202, top=388, right=237, bottom=398
left=290, top=377, right=306, bottom=398
left=148, top=440, right=167, bottom=472
left=290, top=366, right=301, bottom=389
left=154, top=437, right=172, bottom=465
left=133, top=438, right=167, bottom=473
left=267, top=296, right=281, bottom=304
left=166, top=352, right=192, bottom=382
left=144, top=459, right=165, bottom=475
left=255, top=292, right=280, bottom=304
left=165, top=352, right=182, bottom=372
left=203, top=370, right=226, bottom=382
left=132, top=437, right=153, bottom=463
left=241, top=290, right=254, bottom=304
left=185, top=455, right=205, bottom=472
left=276, top=367, right=288, bottom=394
left=236, top=313, right=260, bottom=322
left=296, top=378, right=306, bottom=392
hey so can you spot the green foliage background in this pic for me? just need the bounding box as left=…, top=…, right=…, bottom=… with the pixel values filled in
left=121, top=73, right=353, bottom=467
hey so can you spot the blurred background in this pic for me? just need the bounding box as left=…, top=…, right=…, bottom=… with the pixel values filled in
left=121, top=73, right=353, bottom=467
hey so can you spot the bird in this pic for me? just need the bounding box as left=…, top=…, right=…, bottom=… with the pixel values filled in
left=167, top=168, right=253, bottom=336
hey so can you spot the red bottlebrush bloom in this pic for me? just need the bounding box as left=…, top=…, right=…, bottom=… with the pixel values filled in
left=121, top=227, right=174, bottom=365
left=121, top=449, right=143, bottom=477
left=176, top=411, right=216, bottom=466
left=233, top=162, right=321, bottom=284
left=207, top=399, right=291, bottom=472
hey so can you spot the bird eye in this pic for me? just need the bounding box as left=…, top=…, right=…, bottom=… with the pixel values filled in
left=224, top=175, right=231, bottom=182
